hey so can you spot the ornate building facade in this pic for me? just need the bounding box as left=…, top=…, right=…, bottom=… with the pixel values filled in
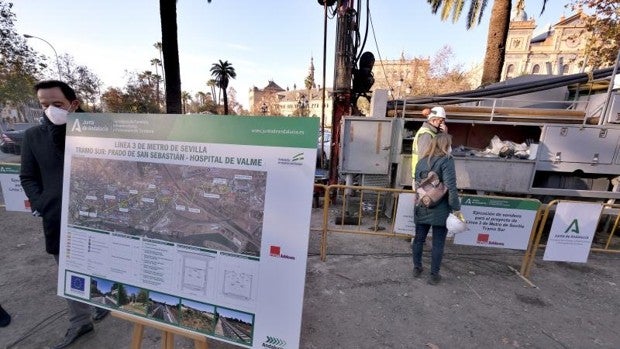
left=503, top=6, right=590, bottom=80
left=248, top=58, right=334, bottom=127
left=371, top=54, right=431, bottom=98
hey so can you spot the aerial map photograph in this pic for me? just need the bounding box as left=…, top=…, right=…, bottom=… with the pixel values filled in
left=68, top=157, right=267, bottom=256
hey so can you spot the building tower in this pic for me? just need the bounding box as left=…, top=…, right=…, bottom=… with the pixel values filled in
left=305, top=57, right=316, bottom=90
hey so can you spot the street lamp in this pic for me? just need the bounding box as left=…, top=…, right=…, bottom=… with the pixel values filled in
left=23, top=34, right=62, bottom=79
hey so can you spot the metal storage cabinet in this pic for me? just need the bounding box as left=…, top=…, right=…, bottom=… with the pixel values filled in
left=537, top=125, right=620, bottom=174
left=340, top=117, right=393, bottom=175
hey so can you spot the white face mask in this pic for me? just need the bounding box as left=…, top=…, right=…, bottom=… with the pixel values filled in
left=45, top=105, right=69, bottom=125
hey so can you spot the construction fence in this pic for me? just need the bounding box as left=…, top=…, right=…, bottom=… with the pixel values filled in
left=312, top=184, right=620, bottom=282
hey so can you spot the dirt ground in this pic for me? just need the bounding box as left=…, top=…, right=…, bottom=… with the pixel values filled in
left=1, top=197, right=619, bottom=348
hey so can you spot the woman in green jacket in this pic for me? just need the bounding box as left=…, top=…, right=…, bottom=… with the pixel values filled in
left=413, top=133, right=461, bottom=285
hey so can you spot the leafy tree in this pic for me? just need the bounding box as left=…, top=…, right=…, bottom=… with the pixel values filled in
left=101, top=71, right=160, bottom=113
left=0, top=1, right=41, bottom=105
left=425, top=46, right=473, bottom=94
left=117, top=284, right=129, bottom=305
left=372, top=47, right=472, bottom=97
left=190, top=90, right=218, bottom=114
left=57, top=54, right=102, bottom=111
left=100, top=87, right=124, bottom=112
left=159, top=0, right=212, bottom=114
left=210, top=60, right=237, bottom=115
left=570, top=0, right=619, bottom=68
left=137, top=289, right=149, bottom=303
left=427, top=0, right=548, bottom=85
left=226, top=86, right=245, bottom=115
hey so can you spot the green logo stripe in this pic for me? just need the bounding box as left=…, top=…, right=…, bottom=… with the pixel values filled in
left=168, top=115, right=318, bottom=148
left=0, top=163, right=20, bottom=174
left=68, top=114, right=319, bottom=149
left=461, top=195, right=540, bottom=210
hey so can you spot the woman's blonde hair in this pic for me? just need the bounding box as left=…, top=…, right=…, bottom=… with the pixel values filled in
left=421, top=133, right=452, bottom=165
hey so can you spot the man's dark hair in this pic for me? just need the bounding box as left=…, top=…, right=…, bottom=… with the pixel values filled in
left=34, top=80, right=78, bottom=101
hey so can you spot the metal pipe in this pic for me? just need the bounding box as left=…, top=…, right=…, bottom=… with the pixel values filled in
left=320, top=0, right=328, bottom=169
left=391, top=67, right=616, bottom=108
left=600, top=48, right=620, bottom=125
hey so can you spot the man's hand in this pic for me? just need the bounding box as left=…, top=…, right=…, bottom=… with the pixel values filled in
left=439, top=122, right=448, bottom=133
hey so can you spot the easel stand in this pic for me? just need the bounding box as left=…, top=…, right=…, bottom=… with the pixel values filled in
left=112, top=311, right=209, bottom=349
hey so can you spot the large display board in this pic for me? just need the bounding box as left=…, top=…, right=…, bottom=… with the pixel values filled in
left=57, top=113, right=318, bottom=348
left=454, top=195, right=540, bottom=250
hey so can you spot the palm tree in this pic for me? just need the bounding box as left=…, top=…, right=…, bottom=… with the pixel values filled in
left=158, top=0, right=211, bottom=114
left=427, top=0, right=548, bottom=85
left=210, top=60, right=237, bottom=115
left=181, top=91, right=191, bottom=114
left=196, top=91, right=206, bottom=105
left=150, top=58, right=162, bottom=110
left=206, top=79, right=218, bottom=104
left=153, top=42, right=165, bottom=83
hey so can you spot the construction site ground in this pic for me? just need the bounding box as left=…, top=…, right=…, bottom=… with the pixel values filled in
left=1, top=194, right=619, bottom=349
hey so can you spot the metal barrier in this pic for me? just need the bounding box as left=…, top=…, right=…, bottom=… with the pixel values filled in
left=314, top=188, right=620, bottom=282
left=520, top=200, right=620, bottom=278
left=315, top=184, right=416, bottom=261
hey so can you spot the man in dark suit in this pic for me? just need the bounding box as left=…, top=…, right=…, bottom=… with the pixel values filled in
left=20, top=80, right=109, bottom=349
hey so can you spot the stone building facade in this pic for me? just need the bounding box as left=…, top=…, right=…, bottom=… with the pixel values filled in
left=371, top=54, right=431, bottom=98
left=248, top=58, right=334, bottom=127
left=503, top=7, right=590, bottom=80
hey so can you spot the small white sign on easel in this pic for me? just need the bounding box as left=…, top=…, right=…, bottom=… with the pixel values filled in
left=394, top=193, right=415, bottom=235
left=543, top=202, right=603, bottom=263
left=0, top=163, right=31, bottom=212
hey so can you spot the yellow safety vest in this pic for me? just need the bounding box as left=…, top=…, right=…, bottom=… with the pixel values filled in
left=411, top=127, right=437, bottom=179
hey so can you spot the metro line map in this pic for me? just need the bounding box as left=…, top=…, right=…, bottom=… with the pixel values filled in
left=68, top=157, right=267, bottom=257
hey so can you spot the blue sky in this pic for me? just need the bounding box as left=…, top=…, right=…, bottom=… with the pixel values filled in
left=11, top=0, right=573, bottom=109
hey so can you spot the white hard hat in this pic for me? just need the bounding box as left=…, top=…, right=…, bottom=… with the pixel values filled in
left=428, top=106, right=446, bottom=119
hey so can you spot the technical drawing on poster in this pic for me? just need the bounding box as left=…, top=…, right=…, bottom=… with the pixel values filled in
left=215, top=253, right=259, bottom=308
left=180, top=252, right=216, bottom=295
left=68, top=157, right=266, bottom=257
left=223, top=269, right=253, bottom=300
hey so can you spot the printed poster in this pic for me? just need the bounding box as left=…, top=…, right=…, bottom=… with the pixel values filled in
left=0, top=163, right=31, bottom=212
left=454, top=195, right=540, bottom=250
left=393, top=193, right=415, bottom=235
left=57, top=113, right=318, bottom=348
left=543, top=202, right=602, bottom=263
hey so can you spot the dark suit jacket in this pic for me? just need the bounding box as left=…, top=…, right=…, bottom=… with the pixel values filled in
left=20, top=118, right=66, bottom=254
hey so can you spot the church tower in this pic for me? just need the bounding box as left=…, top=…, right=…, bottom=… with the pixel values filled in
left=305, top=57, right=316, bottom=90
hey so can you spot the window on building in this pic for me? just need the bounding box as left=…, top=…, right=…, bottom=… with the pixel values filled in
left=532, top=64, right=540, bottom=74
left=506, top=64, right=515, bottom=79
left=562, top=64, right=570, bottom=75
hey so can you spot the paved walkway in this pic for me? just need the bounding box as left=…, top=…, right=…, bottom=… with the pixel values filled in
left=1, top=206, right=619, bottom=348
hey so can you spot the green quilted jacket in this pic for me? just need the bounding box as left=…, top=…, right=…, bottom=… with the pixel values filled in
left=414, top=155, right=460, bottom=226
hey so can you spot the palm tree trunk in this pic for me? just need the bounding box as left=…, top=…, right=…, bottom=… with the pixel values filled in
left=223, top=90, right=229, bottom=115
left=159, top=0, right=182, bottom=114
left=481, top=0, right=512, bottom=85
